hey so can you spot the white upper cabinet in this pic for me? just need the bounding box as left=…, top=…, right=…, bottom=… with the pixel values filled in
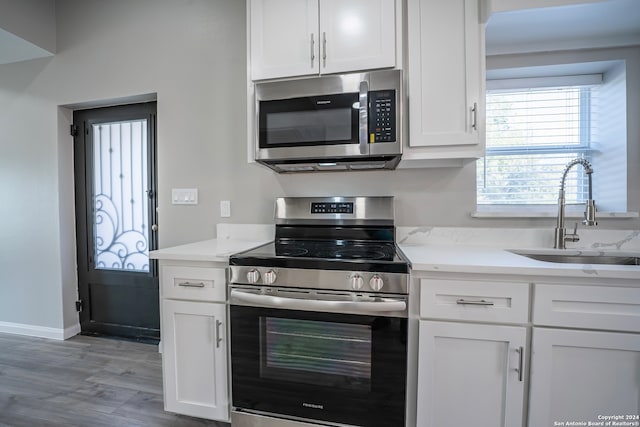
left=403, top=0, right=485, bottom=163
left=319, top=0, right=396, bottom=75
left=249, top=0, right=397, bottom=81
left=250, top=0, right=319, bottom=80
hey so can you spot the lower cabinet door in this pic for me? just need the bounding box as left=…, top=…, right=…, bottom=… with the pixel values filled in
left=162, top=299, right=229, bottom=421
left=528, top=327, right=640, bottom=426
left=417, top=321, right=526, bottom=427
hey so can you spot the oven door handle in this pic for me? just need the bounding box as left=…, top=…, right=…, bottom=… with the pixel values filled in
left=230, top=289, right=406, bottom=315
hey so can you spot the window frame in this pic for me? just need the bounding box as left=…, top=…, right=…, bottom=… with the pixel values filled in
left=477, top=79, right=599, bottom=207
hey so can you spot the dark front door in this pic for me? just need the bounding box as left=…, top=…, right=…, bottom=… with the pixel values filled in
left=73, top=102, right=159, bottom=342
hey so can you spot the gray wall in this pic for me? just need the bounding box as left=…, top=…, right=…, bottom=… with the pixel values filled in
left=0, top=0, right=638, bottom=333
left=0, top=0, right=56, bottom=53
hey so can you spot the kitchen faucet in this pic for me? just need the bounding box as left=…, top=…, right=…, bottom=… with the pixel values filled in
left=554, top=158, right=597, bottom=249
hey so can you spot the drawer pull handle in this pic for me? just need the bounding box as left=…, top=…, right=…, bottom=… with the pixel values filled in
left=516, top=346, right=524, bottom=382
left=456, top=298, right=494, bottom=306
left=178, top=281, right=206, bottom=288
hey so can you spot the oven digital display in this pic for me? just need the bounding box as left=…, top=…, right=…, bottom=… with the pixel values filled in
left=310, top=202, right=354, bottom=214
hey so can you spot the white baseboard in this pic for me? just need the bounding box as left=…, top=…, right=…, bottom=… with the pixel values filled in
left=0, top=321, right=81, bottom=341
left=64, top=323, right=81, bottom=339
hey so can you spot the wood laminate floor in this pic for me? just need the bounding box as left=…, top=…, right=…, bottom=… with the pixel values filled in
left=0, top=333, right=229, bottom=427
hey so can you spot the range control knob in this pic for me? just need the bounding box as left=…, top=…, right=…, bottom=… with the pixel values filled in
left=369, top=274, right=384, bottom=292
left=349, top=274, right=364, bottom=291
left=264, top=269, right=277, bottom=285
left=246, top=269, right=261, bottom=284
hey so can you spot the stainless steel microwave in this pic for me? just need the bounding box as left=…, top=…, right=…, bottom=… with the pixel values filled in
left=254, top=70, right=404, bottom=173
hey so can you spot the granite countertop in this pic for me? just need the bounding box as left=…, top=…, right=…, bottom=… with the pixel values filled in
left=398, top=244, right=640, bottom=281
left=397, top=227, right=640, bottom=281
left=150, top=225, right=640, bottom=281
left=149, top=238, right=270, bottom=262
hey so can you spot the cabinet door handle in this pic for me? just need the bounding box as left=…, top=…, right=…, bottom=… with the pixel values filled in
left=456, top=298, right=494, bottom=306
left=322, top=31, right=327, bottom=67
left=177, top=281, right=205, bottom=288
left=310, top=33, right=315, bottom=67
left=471, top=102, right=478, bottom=131
left=215, top=320, right=223, bottom=348
left=516, top=346, right=524, bottom=382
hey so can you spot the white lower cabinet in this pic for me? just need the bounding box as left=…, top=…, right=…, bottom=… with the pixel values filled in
left=159, top=263, right=229, bottom=422
left=528, top=327, right=640, bottom=426
left=528, top=283, right=640, bottom=425
left=417, top=321, right=527, bottom=427
left=413, top=276, right=640, bottom=427
left=162, top=299, right=229, bottom=421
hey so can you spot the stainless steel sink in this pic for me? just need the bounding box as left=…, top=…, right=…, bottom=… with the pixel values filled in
left=509, top=251, right=640, bottom=266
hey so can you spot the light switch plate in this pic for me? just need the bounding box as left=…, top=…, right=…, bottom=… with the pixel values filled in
left=220, top=200, right=231, bottom=217
left=172, top=188, right=198, bottom=205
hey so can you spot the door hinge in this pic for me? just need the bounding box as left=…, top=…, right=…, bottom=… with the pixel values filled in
left=70, top=125, right=79, bottom=137
left=75, top=300, right=83, bottom=312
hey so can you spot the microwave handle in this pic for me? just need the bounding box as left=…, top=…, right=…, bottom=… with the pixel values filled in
left=358, top=80, right=369, bottom=154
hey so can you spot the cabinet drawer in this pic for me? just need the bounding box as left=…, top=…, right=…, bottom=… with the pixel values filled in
left=533, top=284, right=640, bottom=332
left=161, top=266, right=226, bottom=302
left=420, top=279, right=530, bottom=324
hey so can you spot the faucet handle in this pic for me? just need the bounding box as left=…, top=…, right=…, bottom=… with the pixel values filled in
left=566, top=222, right=580, bottom=243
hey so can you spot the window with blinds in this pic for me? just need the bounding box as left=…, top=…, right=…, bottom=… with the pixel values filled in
left=477, top=84, right=597, bottom=205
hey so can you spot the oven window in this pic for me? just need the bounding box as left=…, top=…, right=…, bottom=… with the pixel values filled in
left=265, top=109, right=352, bottom=145
left=260, top=317, right=371, bottom=391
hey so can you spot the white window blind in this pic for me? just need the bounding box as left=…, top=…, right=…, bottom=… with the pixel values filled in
left=477, top=84, right=597, bottom=205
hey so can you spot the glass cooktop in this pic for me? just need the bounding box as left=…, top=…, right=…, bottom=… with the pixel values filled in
left=230, top=239, right=409, bottom=274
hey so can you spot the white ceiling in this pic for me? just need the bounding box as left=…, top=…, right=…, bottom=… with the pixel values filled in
left=486, top=0, right=640, bottom=55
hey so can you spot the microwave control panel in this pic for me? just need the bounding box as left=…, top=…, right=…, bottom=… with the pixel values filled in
left=369, top=90, right=396, bottom=143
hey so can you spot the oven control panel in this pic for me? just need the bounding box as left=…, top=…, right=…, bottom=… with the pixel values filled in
left=310, top=202, right=354, bottom=214
left=230, top=266, right=408, bottom=295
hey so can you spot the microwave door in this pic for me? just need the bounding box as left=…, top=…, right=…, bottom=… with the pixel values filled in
left=257, top=93, right=364, bottom=160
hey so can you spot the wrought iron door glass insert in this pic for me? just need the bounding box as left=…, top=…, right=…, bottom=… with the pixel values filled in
left=92, top=120, right=149, bottom=272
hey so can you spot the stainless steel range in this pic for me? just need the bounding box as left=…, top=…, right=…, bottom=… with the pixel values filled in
left=229, top=197, right=409, bottom=427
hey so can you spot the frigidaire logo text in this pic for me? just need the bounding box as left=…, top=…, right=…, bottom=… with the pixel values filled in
left=302, top=402, right=324, bottom=410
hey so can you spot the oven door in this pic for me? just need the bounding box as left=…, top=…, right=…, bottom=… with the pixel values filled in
left=230, top=290, right=407, bottom=427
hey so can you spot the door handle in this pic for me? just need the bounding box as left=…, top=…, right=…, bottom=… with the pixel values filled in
left=151, top=224, right=158, bottom=232
left=310, top=33, right=315, bottom=67
left=322, top=31, right=327, bottom=68
left=230, top=289, right=406, bottom=315
left=471, top=102, right=478, bottom=131
left=215, top=320, right=222, bottom=348
left=359, top=80, right=369, bottom=155
left=515, top=346, right=524, bottom=382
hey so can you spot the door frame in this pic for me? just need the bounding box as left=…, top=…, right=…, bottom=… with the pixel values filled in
left=72, top=101, right=159, bottom=340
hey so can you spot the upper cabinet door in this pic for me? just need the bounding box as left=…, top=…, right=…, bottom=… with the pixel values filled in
left=319, top=0, right=396, bottom=75
left=249, top=0, right=397, bottom=81
left=406, top=0, right=485, bottom=153
left=250, top=0, right=319, bottom=80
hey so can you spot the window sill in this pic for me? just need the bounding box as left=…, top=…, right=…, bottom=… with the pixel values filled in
left=472, top=207, right=638, bottom=219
